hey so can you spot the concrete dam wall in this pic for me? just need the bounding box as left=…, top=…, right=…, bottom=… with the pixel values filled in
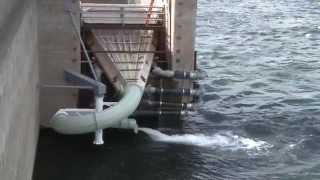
left=0, top=0, right=39, bottom=179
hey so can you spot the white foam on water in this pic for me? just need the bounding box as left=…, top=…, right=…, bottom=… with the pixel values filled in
left=305, top=33, right=312, bottom=38
left=139, top=128, right=273, bottom=153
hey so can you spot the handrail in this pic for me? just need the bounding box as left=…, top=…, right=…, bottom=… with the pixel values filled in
left=81, top=3, right=165, bottom=25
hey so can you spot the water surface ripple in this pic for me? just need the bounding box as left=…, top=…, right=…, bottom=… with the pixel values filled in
left=196, top=0, right=320, bottom=179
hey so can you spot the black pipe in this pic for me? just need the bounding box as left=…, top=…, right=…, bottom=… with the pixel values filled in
left=142, top=101, right=195, bottom=110
left=174, top=71, right=194, bottom=79
left=151, top=65, right=207, bottom=80
left=132, top=110, right=188, bottom=117
left=145, top=87, right=201, bottom=97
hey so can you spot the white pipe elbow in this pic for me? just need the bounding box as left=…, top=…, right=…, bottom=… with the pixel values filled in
left=50, top=84, right=143, bottom=134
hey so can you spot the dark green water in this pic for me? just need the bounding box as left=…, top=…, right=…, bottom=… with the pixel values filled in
left=33, top=0, right=320, bottom=179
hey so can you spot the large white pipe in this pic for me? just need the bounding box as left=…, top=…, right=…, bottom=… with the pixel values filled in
left=93, top=65, right=104, bottom=145
left=50, top=84, right=143, bottom=134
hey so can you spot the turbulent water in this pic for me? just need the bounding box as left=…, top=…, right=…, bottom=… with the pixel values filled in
left=139, top=128, right=273, bottom=154
left=194, top=0, right=320, bottom=179
left=34, top=0, right=320, bottom=180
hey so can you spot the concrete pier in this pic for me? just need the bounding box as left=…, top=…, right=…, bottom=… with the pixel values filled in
left=0, top=0, right=39, bottom=179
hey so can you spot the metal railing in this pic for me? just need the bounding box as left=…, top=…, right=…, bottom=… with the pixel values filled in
left=81, top=3, right=165, bottom=26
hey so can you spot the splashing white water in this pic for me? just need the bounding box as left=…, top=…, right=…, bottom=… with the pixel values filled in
left=139, top=128, right=273, bottom=152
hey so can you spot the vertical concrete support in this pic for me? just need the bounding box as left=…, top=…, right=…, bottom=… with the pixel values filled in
left=170, top=0, right=196, bottom=73
left=169, top=0, right=197, bottom=103
left=0, top=0, right=39, bottom=179
left=38, top=0, right=81, bottom=126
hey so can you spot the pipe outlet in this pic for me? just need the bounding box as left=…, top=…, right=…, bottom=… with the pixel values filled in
left=111, top=118, right=138, bottom=134
left=152, top=65, right=207, bottom=80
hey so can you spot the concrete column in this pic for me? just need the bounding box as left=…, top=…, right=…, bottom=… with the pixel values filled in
left=38, top=0, right=81, bottom=126
left=170, top=0, right=197, bottom=72
left=169, top=0, right=197, bottom=103
left=0, top=0, right=39, bottom=179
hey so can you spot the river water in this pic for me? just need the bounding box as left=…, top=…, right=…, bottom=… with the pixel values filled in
left=33, top=0, right=320, bottom=179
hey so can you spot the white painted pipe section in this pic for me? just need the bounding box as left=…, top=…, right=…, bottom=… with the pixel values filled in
left=103, top=102, right=117, bottom=106
left=93, top=96, right=104, bottom=145
left=50, top=84, right=143, bottom=134
left=112, top=118, right=138, bottom=134
left=94, top=129, right=104, bottom=145
left=93, top=65, right=104, bottom=145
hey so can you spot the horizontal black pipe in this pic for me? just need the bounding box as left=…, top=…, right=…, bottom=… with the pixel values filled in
left=151, top=65, right=206, bottom=80
left=142, top=101, right=195, bottom=110
left=132, top=110, right=188, bottom=117
left=145, top=87, right=201, bottom=97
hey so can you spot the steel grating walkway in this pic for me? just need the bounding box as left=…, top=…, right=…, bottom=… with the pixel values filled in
left=81, top=2, right=166, bottom=90
left=92, top=29, right=154, bottom=86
